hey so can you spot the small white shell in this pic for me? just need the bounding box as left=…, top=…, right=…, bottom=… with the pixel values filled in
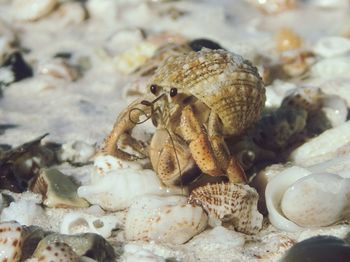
left=313, top=36, right=350, bottom=58
left=124, top=195, right=208, bottom=244
left=290, top=121, right=350, bottom=166
left=311, top=57, right=350, bottom=79
left=78, top=167, right=183, bottom=211
left=12, top=0, right=58, bottom=21
left=321, top=95, right=348, bottom=127
left=266, top=166, right=350, bottom=231
left=0, top=221, right=23, bottom=262
left=38, top=58, right=79, bottom=81
left=265, top=166, right=312, bottom=232
left=0, top=200, right=46, bottom=226
left=281, top=173, right=350, bottom=227
left=319, top=78, right=350, bottom=107
left=60, top=212, right=120, bottom=238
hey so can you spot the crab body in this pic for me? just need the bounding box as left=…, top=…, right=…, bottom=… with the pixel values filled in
left=103, top=48, right=265, bottom=187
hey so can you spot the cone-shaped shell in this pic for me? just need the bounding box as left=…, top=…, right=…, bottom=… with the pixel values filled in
left=188, top=182, right=263, bottom=234
left=149, top=48, right=265, bottom=136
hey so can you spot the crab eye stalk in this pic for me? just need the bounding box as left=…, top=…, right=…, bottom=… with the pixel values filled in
left=150, top=84, right=158, bottom=94
left=170, top=87, right=178, bottom=97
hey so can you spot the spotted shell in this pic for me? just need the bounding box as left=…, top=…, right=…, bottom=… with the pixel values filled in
left=188, top=182, right=263, bottom=234
left=0, top=221, right=23, bottom=262
left=149, top=48, right=265, bottom=136
left=32, top=242, right=79, bottom=262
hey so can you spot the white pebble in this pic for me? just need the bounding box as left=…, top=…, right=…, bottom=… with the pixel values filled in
left=314, top=36, right=350, bottom=58
left=311, top=57, right=350, bottom=79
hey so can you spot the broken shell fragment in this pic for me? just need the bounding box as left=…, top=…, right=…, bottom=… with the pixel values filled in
left=188, top=183, right=263, bottom=234
left=244, top=232, right=296, bottom=259
left=60, top=212, right=120, bottom=238
left=0, top=200, right=46, bottom=226
left=30, top=169, right=89, bottom=208
left=290, top=121, right=350, bottom=165
left=124, top=195, right=208, bottom=244
left=0, top=221, right=23, bottom=262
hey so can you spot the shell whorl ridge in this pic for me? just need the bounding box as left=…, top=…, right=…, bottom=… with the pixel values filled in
left=188, top=182, right=263, bottom=234
left=150, top=48, right=266, bottom=135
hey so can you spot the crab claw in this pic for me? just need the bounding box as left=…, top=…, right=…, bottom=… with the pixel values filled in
left=101, top=95, right=155, bottom=160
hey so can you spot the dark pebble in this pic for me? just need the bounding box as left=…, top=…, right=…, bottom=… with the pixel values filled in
left=189, top=38, right=224, bottom=51
left=282, top=235, right=350, bottom=262
left=2, top=51, right=33, bottom=82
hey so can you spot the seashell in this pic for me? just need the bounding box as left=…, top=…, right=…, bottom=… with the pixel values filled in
left=188, top=183, right=263, bottom=234
left=37, top=58, right=79, bottom=81
left=266, top=166, right=350, bottom=231
left=311, top=56, right=350, bottom=79
left=31, top=242, right=79, bottom=262
left=0, top=221, right=23, bottom=262
left=265, top=81, right=298, bottom=108
left=53, top=2, right=87, bottom=26
left=60, top=212, right=120, bottom=238
left=275, top=28, right=303, bottom=53
left=30, top=168, right=89, bottom=208
left=321, top=95, right=348, bottom=127
left=78, top=158, right=183, bottom=211
left=319, top=78, right=350, bottom=107
left=282, top=236, right=350, bottom=262
left=105, top=28, right=145, bottom=55
left=57, top=141, right=95, bottom=165
left=114, top=41, right=158, bottom=74
left=0, top=200, right=46, bottom=226
left=124, top=195, right=208, bottom=244
left=289, top=121, right=350, bottom=165
left=313, top=36, right=350, bottom=58
left=150, top=48, right=265, bottom=136
left=12, top=0, right=58, bottom=21
left=34, top=233, right=116, bottom=261
left=281, top=173, right=350, bottom=227
left=243, top=232, right=296, bottom=259
left=246, top=0, right=296, bottom=14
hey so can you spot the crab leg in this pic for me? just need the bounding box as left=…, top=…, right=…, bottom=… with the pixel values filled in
left=101, top=95, right=154, bottom=160
left=180, top=105, right=247, bottom=183
left=208, top=112, right=247, bottom=183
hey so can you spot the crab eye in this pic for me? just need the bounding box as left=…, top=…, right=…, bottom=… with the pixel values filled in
left=150, top=84, right=158, bottom=94
left=170, top=87, right=177, bottom=97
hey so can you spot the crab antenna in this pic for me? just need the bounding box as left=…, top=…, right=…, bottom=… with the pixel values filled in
left=163, top=126, right=184, bottom=195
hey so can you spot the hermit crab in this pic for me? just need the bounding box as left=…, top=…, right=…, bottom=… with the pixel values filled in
left=102, top=48, right=265, bottom=187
